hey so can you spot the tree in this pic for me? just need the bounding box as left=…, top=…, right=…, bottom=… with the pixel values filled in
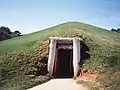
left=111, top=28, right=116, bottom=32
left=111, top=28, right=120, bottom=33
left=116, top=28, right=120, bottom=33
left=13, top=30, right=21, bottom=36
left=0, top=26, right=22, bottom=41
left=0, top=26, right=12, bottom=41
left=0, top=26, right=12, bottom=34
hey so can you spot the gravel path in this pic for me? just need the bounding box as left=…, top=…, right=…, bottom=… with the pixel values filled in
left=28, top=79, right=88, bottom=90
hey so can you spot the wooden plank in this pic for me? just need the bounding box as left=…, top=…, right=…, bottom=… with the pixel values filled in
left=49, top=37, right=82, bottom=41
left=73, top=39, right=80, bottom=77
left=47, top=39, right=57, bottom=74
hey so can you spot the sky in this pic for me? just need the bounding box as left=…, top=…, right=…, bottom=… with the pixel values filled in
left=0, top=0, right=120, bottom=34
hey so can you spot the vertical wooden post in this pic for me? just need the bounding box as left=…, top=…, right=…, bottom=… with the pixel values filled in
left=47, top=39, right=56, bottom=75
left=73, top=39, right=80, bottom=77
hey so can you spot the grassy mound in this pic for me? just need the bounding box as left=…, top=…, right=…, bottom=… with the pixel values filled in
left=0, top=41, right=51, bottom=90
left=0, top=22, right=120, bottom=90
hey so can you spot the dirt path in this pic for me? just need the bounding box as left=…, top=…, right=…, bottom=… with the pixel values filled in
left=28, top=79, right=88, bottom=90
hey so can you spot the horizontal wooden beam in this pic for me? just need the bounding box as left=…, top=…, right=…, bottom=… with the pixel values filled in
left=49, top=37, right=82, bottom=41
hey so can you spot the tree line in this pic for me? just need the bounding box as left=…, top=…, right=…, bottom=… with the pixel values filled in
left=111, top=28, right=120, bottom=33
left=0, top=26, right=22, bottom=41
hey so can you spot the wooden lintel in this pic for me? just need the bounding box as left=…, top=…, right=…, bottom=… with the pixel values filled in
left=49, top=37, right=82, bottom=41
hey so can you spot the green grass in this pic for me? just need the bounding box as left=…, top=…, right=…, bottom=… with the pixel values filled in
left=0, top=22, right=120, bottom=90
left=77, top=80, right=99, bottom=90
left=0, top=22, right=119, bottom=56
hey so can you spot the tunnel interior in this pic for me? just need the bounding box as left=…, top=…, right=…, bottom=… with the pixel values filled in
left=52, top=40, right=90, bottom=78
left=53, top=49, right=73, bottom=78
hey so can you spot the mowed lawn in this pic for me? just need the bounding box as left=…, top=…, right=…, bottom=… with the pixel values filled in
left=0, top=22, right=119, bottom=56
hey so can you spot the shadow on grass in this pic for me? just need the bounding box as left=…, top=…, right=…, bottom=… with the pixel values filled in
left=79, top=41, right=90, bottom=67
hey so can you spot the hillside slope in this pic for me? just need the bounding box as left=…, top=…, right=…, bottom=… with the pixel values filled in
left=0, top=22, right=120, bottom=90
left=0, top=22, right=119, bottom=56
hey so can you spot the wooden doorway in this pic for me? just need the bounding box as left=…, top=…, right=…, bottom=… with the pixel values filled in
left=53, top=49, right=73, bottom=78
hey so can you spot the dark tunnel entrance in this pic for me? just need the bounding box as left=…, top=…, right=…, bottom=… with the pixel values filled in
left=53, top=49, right=73, bottom=78
left=52, top=40, right=90, bottom=78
